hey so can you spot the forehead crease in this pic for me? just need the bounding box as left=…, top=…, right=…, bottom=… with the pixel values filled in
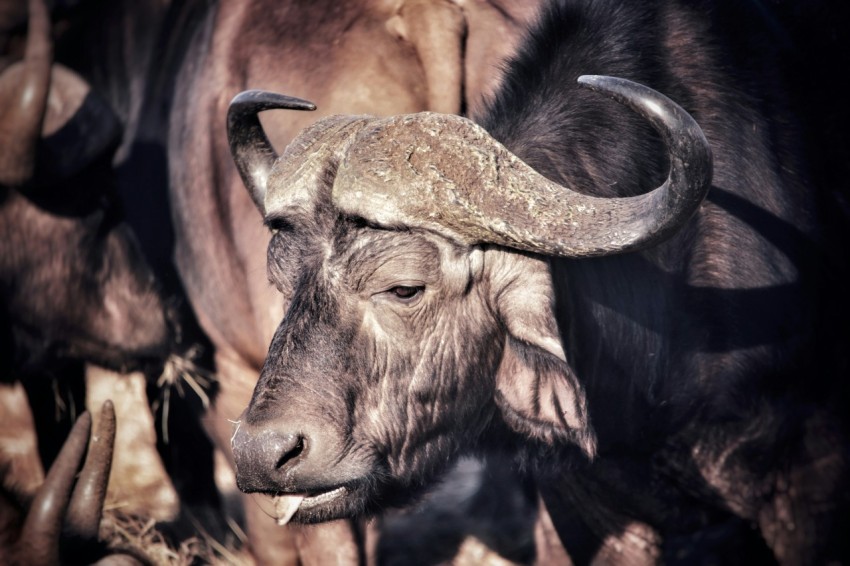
left=341, top=228, right=439, bottom=263
left=270, top=203, right=339, bottom=256
left=337, top=228, right=441, bottom=279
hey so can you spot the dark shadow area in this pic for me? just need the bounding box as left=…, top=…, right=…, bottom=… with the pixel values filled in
left=377, top=456, right=539, bottom=566
left=20, top=360, right=86, bottom=471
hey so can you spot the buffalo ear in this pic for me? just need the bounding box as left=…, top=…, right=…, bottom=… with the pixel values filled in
left=489, top=254, right=596, bottom=457
left=495, top=336, right=596, bottom=457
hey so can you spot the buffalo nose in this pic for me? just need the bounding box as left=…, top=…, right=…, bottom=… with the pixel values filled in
left=273, top=434, right=305, bottom=469
left=232, top=425, right=306, bottom=492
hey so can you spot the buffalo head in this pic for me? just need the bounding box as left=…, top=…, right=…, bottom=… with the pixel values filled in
left=226, top=76, right=711, bottom=524
left=0, top=0, right=170, bottom=373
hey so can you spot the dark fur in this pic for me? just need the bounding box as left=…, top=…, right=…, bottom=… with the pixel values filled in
left=485, top=0, right=844, bottom=441
left=485, top=1, right=849, bottom=561
left=493, top=1, right=847, bottom=561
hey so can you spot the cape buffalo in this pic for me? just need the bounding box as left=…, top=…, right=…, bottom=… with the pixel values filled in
left=1, top=0, right=171, bottom=376
left=228, top=0, right=849, bottom=563
left=150, top=0, right=544, bottom=562
left=13, top=0, right=548, bottom=562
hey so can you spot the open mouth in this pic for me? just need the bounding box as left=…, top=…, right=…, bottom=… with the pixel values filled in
left=258, top=486, right=348, bottom=525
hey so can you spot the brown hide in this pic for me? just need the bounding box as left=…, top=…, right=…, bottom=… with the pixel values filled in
left=168, top=1, right=543, bottom=563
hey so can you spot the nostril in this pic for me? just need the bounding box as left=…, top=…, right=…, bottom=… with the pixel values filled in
left=275, top=435, right=305, bottom=470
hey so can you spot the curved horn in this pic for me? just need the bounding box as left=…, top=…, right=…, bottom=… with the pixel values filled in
left=19, top=411, right=92, bottom=566
left=0, top=0, right=52, bottom=186
left=572, top=74, right=713, bottom=251
left=333, top=75, right=713, bottom=257
left=65, top=400, right=116, bottom=541
left=227, top=90, right=315, bottom=214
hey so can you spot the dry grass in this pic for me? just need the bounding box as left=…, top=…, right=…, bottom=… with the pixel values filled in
left=153, top=347, right=214, bottom=444
left=99, top=508, right=252, bottom=565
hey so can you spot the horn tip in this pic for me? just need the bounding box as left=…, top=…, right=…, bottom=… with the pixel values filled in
left=577, top=74, right=603, bottom=84
left=577, top=74, right=607, bottom=87
left=576, top=75, right=618, bottom=92
left=77, top=410, right=93, bottom=428
left=229, top=90, right=317, bottom=112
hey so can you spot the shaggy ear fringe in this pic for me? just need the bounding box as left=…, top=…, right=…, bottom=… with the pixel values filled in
left=494, top=336, right=597, bottom=458
left=495, top=390, right=597, bottom=458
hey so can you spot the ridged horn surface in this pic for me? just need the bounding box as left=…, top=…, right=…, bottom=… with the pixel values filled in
left=331, top=75, right=712, bottom=257
left=265, top=114, right=377, bottom=218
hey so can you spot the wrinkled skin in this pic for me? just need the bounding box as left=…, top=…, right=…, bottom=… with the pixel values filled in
left=233, top=208, right=587, bottom=522
left=232, top=0, right=850, bottom=563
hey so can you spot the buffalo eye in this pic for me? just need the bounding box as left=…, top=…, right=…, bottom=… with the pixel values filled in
left=387, top=285, right=424, bottom=303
